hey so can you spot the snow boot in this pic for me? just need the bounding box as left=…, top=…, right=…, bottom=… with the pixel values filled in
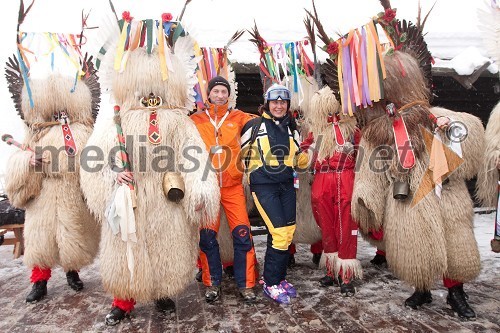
left=66, top=270, right=84, bottom=291
left=339, top=276, right=355, bottom=297
left=155, top=297, right=176, bottom=313
left=404, top=290, right=432, bottom=309
left=447, top=285, right=476, bottom=320
left=205, top=285, right=221, bottom=303
left=105, top=307, right=129, bottom=326
left=319, top=275, right=337, bottom=287
left=239, top=288, right=257, bottom=303
left=26, top=280, right=47, bottom=303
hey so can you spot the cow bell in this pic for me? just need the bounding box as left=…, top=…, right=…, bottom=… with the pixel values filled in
left=162, top=172, right=185, bottom=203
left=393, top=180, right=409, bottom=200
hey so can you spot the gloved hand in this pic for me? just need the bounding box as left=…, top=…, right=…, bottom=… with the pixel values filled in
left=300, top=132, right=314, bottom=151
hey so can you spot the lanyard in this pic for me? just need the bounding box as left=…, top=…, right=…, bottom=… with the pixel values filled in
left=205, top=109, right=230, bottom=132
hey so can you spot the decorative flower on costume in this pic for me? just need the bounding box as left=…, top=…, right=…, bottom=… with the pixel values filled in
left=122, top=11, right=133, bottom=23
left=326, top=41, right=339, bottom=56
left=379, top=8, right=397, bottom=24
left=162, top=13, right=173, bottom=22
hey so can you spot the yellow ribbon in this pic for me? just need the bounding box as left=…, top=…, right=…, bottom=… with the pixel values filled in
left=114, top=21, right=129, bottom=71
left=158, top=21, right=168, bottom=80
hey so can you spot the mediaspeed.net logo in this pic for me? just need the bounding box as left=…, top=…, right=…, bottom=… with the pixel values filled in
left=411, top=121, right=467, bottom=207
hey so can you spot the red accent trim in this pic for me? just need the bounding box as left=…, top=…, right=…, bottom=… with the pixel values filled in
left=392, top=116, right=415, bottom=169
left=148, top=111, right=162, bottom=144
left=31, top=267, right=52, bottom=283
left=443, top=278, right=462, bottom=289
left=61, top=124, right=77, bottom=156
left=112, top=297, right=136, bottom=312
left=375, top=249, right=386, bottom=256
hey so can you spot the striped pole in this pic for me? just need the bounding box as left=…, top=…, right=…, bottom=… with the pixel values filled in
left=113, top=105, right=137, bottom=208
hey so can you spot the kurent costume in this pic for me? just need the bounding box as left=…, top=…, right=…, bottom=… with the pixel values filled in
left=304, top=87, right=362, bottom=296
left=351, top=3, right=483, bottom=320
left=80, top=12, right=220, bottom=325
left=191, top=76, right=257, bottom=303
left=4, top=4, right=101, bottom=303
left=241, top=84, right=309, bottom=304
left=476, top=101, right=500, bottom=252
left=476, top=1, right=500, bottom=253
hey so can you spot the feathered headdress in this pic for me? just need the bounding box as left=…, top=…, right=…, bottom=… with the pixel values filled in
left=193, top=30, right=245, bottom=110
left=305, top=0, right=434, bottom=115
left=95, top=1, right=201, bottom=110
left=5, top=0, right=100, bottom=122
left=248, top=21, right=316, bottom=111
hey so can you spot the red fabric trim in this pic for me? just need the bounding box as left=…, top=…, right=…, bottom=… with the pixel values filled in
left=443, top=277, right=463, bottom=289
left=370, top=229, right=384, bottom=241
left=31, top=267, right=51, bottom=283
left=375, top=249, right=386, bottom=256
left=112, top=297, right=136, bottom=312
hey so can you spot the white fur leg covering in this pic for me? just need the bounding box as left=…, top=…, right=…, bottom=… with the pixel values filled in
left=335, top=257, right=363, bottom=280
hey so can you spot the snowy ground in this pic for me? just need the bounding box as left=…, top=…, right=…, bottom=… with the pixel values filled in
left=0, top=212, right=499, bottom=332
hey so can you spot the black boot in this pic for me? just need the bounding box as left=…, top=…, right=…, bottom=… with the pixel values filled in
left=155, top=297, right=176, bottom=313
left=312, top=253, right=322, bottom=267
left=105, top=307, right=129, bottom=326
left=223, top=265, right=234, bottom=279
left=447, top=285, right=476, bottom=320
left=339, top=277, right=356, bottom=297
left=205, top=285, right=221, bottom=303
left=195, top=268, right=202, bottom=282
left=370, top=253, right=387, bottom=267
left=26, top=280, right=48, bottom=303
left=66, top=270, right=84, bottom=291
left=404, top=290, right=432, bottom=309
left=319, top=275, right=337, bottom=287
left=287, top=254, right=296, bottom=268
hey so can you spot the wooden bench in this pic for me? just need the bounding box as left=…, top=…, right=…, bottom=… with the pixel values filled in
left=0, top=224, right=24, bottom=259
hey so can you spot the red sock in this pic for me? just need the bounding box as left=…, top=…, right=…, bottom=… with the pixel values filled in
left=443, top=277, right=462, bottom=289
left=112, top=297, right=136, bottom=312
left=31, top=267, right=52, bottom=283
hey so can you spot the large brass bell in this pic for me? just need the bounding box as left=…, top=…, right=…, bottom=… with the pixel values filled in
left=393, top=180, right=409, bottom=200
left=162, top=172, right=185, bottom=203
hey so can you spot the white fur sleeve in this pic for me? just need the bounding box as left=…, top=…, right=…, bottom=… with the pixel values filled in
left=179, top=121, right=220, bottom=228
left=5, top=150, right=43, bottom=208
left=351, top=138, right=389, bottom=233
left=80, top=118, right=120, bottom=223
left=476, top=102, right=500, bottom=207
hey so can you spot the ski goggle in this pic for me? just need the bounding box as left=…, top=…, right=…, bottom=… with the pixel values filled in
left=265, top=88, right=291, bottom=101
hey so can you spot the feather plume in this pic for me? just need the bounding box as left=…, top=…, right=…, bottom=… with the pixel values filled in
left=304, top=2, right=330, bottom=47
left=81, top=54, right=101, bottom=121
left=379, top=0, right=392, bottom=10
left=4, top=55, right=24, bottom=120
left=16, top=0, right=35, bottom=43
left=248, top=21, right=268, bottom=57
left=225, top=29, right=245, bottom=49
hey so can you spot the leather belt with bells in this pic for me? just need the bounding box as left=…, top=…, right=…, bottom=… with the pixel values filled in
left=140, top=93, right=163, bottom=145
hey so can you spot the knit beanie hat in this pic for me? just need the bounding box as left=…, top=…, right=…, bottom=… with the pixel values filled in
left=207, top=76, right=231, bottom=96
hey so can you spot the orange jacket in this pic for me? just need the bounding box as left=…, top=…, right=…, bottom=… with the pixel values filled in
left=191, top=102, right=256, bottom=187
